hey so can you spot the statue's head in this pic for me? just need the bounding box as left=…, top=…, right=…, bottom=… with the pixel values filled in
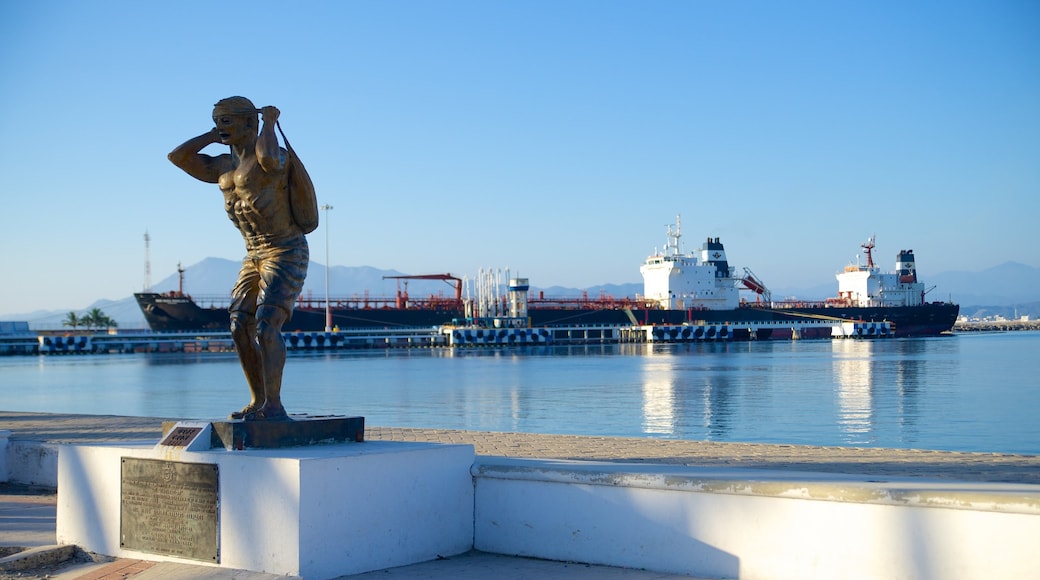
left=212, top=96, right=258, bottom=130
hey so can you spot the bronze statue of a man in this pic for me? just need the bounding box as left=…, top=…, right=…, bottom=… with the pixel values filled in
left=169, top=96, right=318, bottom=421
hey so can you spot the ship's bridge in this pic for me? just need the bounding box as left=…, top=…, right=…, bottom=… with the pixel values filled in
left=640, top=219, right=740, bottom=310
left=835, top=247, right=926, bottom=307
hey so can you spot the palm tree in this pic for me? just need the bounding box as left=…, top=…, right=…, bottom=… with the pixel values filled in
left=81, top=309, right=99, bottom=330
left=63, top=311, right=82, bottom=329
left=81, top=308, right=117, bottom=330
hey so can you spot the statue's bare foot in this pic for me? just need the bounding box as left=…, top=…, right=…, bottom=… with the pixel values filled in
left=230, top=403, right=262, bottom=420
left=242, top=402, right=291, bottom=422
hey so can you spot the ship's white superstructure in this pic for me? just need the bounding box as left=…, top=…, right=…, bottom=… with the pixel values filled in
left=834, top=237, right=926, bottom=307
left=640, top=216, right=740, bottom=310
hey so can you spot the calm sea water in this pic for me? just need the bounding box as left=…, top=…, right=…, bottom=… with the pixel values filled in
left=1, top=332, right=1038, bottom=454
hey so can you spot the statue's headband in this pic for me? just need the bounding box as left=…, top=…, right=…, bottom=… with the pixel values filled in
left=212, top=97, right=259, bottom=118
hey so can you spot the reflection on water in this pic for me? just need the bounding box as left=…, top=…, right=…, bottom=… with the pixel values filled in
left=833, top=340, right=876, bottom=443
left=697, top=358, right=736, bottom=442
left=640, top=342, right=745, bottom=441
left=635, top=338, right=974, bottom=448
left=831, top=338, right=958, bottom=447
left=0, top=333, right=1035, bottom=453
left=641, top=357, right=676, bottom=436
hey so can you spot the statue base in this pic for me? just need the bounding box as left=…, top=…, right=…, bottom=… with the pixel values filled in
left=56, top=417, right=475, bottom=578
left=161, top=414, right=365, bottom=450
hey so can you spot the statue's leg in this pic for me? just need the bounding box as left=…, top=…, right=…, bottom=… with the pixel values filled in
left=229, top=311, right=265, bottom=419
left=249, top=304, right=290, bottom=420
left=241, top=241, right=305, bottom=421
left=228, top=259, right=266, bottom=419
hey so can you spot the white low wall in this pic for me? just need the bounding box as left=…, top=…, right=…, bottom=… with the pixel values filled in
left=473, top=458, right=1040, bottom=580
left=5, top=439, right=62, bottom=487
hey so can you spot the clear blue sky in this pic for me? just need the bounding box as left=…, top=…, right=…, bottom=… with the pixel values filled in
left=1, top=0, right=1037, bottom=315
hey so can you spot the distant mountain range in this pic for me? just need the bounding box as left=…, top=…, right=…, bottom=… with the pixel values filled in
left=7, top=258, right=1040, bottom=330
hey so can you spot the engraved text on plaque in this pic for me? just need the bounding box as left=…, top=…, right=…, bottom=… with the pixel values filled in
left=120, top=457, right=219, bottom=562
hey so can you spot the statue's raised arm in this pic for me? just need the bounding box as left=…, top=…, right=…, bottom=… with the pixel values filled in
left=168, top=127, right=227, bottom=184
left=256, top=106, right=283, bottom=174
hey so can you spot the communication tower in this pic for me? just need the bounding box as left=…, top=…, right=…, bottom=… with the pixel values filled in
left=143, top=230, right=152, bottom=292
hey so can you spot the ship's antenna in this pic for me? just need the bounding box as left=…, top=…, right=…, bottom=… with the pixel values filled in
left=143, top=230, right=152, bottom=292
left=676, top=214, right=682, bottom=254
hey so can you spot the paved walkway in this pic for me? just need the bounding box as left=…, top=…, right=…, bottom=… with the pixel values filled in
left=2, top=411, right=1038, bottom=484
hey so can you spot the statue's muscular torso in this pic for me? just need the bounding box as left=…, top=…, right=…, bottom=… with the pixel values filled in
left=217, top=151, right=301, bottom=249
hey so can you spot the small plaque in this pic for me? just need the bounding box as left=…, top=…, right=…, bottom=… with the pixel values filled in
left=159, top=426, right=203, bottom=447
left=120, top=458, right=219, bottom=562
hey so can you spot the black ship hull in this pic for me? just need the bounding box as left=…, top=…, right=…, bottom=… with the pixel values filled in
left=134, top=293, right=959, bottom=338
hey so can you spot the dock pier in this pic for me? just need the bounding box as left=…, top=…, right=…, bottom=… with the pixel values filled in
left=3, top=319, right=893, bottom=355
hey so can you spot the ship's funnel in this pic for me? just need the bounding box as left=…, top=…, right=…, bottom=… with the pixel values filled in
left=897, top=250, right=917, bottom=283
left=701, top=238, right=729, bottom=279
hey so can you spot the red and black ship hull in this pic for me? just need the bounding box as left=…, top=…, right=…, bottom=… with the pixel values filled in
left=135, top=293, right=959, bottom=338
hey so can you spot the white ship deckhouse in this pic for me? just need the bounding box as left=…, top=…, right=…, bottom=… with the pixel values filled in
left=640, top=216, right=739, bottom=310
left=834, top=237, right=926, bottom=307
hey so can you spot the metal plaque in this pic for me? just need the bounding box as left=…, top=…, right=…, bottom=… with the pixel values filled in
left=120, top=457, right=219, bottom=562
left=159, top=426, right=203, bottom=447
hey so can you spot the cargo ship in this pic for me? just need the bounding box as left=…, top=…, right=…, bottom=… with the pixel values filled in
left=134, top=217, right=958, bottom=338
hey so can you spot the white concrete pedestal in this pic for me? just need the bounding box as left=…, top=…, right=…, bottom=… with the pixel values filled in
left=57, top=440, right=474, bottom=579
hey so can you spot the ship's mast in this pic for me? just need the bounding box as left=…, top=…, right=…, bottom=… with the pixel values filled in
left=667, top=214, right=682, bottom=256
left=862, top=235, right=876, bottom=268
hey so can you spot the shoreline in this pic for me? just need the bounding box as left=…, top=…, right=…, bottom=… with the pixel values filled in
left=953, top=319, right=1040, bottom=332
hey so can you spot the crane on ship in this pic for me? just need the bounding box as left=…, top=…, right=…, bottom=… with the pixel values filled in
left=382, top=273, right=464, bottom=308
